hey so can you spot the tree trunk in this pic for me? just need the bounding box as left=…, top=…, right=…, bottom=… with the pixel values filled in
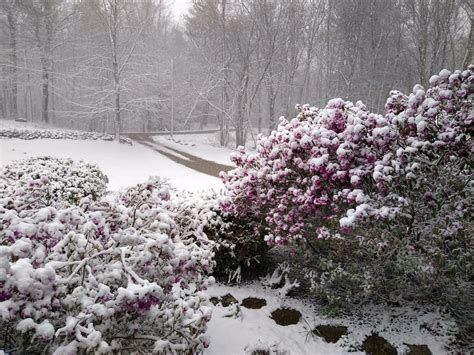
left=41, top=66, right=49, bottom=123
left=114, top=74, right=121, bottom=140
left=299, top=42, right=313, bottom=105
left=220, top=0, right=229, bottom=146
left=236, top=90, right=244, bottom=147
left=6, top=3, right=18, bottom=119
left=110, top=2, right=121, bottom=141
left=34, top=1, right=53, bottom=125
left=257, top=89, right=262, bottom=133
left=268, top=86, right=276, bottom=134
left=0, top=81, right=6, bottom=118
left=218, top=113, right=225, bottom=146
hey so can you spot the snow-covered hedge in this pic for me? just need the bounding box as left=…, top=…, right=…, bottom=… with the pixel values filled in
left=0, top=172, right=214, bottom=354
left=0, top=157, right=108, bottom=206
left=0, top=127, right=132, bottom=145
left=221, top=66, right=473, bottom=342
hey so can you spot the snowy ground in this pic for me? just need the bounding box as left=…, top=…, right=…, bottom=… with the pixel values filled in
left=205, top=283, right=354, bottom=355
left=205, top=283, right=453, bottom=355
left=0, top=121, right=454, bottom=354
left=0, top=138, right=224, bottom=192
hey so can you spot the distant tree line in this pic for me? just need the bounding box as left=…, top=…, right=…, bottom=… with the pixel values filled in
left=0, top=0, right=472, bottom=145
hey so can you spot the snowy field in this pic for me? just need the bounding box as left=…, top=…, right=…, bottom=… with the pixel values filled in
left=0, top=138, right=224, bottom=192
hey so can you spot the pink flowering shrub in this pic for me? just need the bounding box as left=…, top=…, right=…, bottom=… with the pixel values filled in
left=222, top=66, right=473, bottom=345
left=0, top=172, right=214, bottom=354
left=221, top=97, right=398, bottom=245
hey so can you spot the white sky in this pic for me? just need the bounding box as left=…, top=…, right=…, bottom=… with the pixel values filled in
left=170, top=0, right=192, bottom=21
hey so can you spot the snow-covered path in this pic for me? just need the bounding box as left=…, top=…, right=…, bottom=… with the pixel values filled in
left=130, top=135, right=234, bottom=178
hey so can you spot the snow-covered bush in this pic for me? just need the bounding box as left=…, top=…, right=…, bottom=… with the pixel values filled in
left=0, top=157, right=108, bottom=206
left=221, top=66, right=473, bottom=343
left=0, top=126, right=132, bottom=144
left=0, top=173, right=214, bottom=354
left=306, top=66, right=473, bottom=304
left=168, top=191, right=268, bottom=279
left=221, top=98, right=397, bottom=245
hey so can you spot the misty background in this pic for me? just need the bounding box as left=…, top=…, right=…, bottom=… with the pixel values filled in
left=0, top=0, right=472, bottom=147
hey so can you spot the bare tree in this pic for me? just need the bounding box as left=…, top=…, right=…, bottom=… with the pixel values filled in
left=0, top=0, right=469, bottom=140
left=19, top=0, right=56, bottom=124
left=403, top=0, right=460, bottom=85
left=298, top=0, right=326, bottom=105
left=0, top=0, right=18, bottom=119
left=94, top=0, right=151, bottom=140
left=462, top=0, right=474, bottom=68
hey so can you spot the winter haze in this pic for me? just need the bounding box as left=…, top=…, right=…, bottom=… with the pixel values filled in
left=0, top=1, right=472, bottom=354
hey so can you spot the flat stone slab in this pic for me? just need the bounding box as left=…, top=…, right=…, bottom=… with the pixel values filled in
left=209, top=296, right=219, bottom=305
left=363, top=334, right=397, bottom=355
left=406, top=344, right=432, bottom=355
left=241, top=297, right=267, bottom=309
left=220, top=293, right=238, bottom=307
left=209, top=293, right=238, bottom=307
left=313, top=325, right=348, bottom=343
left=270, top=308, right=301, bottom=326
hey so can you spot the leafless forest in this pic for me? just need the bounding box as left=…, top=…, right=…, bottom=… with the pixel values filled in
left=0, top=0, right=472, bottom=146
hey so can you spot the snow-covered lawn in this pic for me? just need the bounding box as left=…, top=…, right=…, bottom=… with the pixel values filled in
left=0, top=138, right=223, bottom=192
